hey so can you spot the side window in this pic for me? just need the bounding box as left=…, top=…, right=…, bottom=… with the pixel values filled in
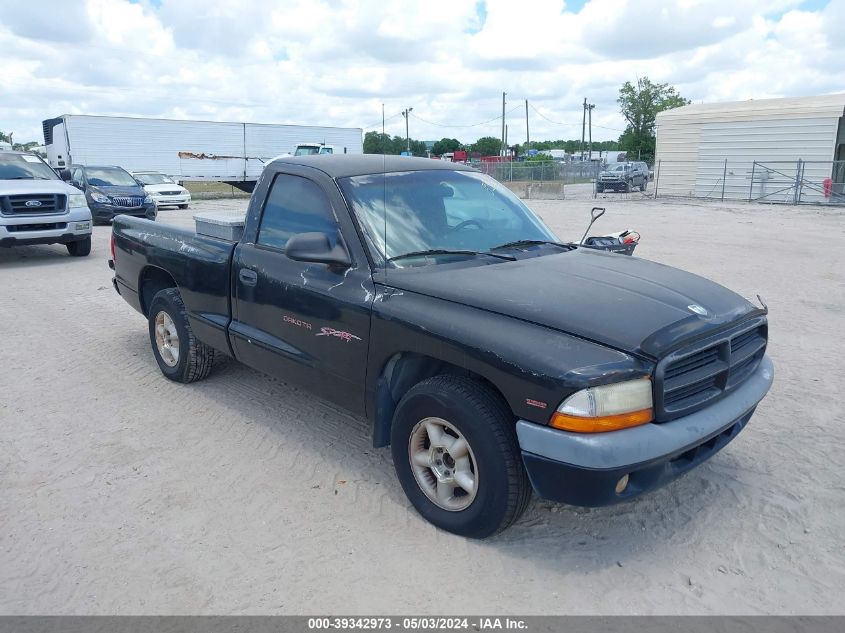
left=257, top=174, right=338, bottom=251
left=72, top=168, right=84, bottom=185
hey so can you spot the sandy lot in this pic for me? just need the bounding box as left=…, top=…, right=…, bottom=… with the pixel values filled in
left=1, top=191, right=843, bottom=615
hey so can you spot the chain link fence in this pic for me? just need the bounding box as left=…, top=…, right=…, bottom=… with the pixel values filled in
left=653, top=159, right=845, bottom=205
left=476, top=160, right=601, bottom=199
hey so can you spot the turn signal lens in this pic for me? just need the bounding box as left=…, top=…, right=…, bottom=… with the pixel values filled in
left=550, top=378, right=653, bottom=433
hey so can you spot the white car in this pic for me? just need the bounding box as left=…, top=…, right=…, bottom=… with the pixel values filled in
left=133, top=171, right=191, bottom=209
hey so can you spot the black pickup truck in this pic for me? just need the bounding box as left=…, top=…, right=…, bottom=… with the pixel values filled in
left=110, top=155, right=773, bottom=538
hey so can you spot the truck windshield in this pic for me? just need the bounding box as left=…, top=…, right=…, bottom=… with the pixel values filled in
left=85, top=167, right=138, bottom=187
left=338, top=170, right=558, bottom=267
left=135, top=173, right=174, bottom=185
left=0, top=153, right=59, bottom=180
left=294, top=147, right=320, bottom=156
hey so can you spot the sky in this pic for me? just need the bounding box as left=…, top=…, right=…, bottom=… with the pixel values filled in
left=1, top=0, right=843, bottom=146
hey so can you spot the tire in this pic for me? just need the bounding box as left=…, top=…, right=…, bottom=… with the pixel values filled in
left=640, top=180, right=647, bottom=192
left=596, top=185, right=604, bottom=193
left=66, top=236, right=91, bottom=257
left=625, top=180, right=632, bottom=193
left=147, top=288, right=214, bottom=383
left=178, top=204, right=189, bottom=209
left=390, top=375, right=531, bottom=538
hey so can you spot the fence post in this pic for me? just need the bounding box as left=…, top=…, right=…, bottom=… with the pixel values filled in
left=749, top=161, right=756, bottom=202
left=653, top=160, right=661, bottom=199
left=792, top=159, right=801, bottom=205
left=721, top=159, right=728, bottom=201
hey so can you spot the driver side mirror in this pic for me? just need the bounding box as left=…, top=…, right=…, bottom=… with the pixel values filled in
left=59, top=169, right=72, bottom=182
left=285, top=232, right=351, bottom=268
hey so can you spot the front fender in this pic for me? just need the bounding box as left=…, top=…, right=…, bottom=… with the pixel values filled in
left=366, top=287, right=652, bottom=426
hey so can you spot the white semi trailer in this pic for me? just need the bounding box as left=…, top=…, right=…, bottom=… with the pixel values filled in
left=42, top=115, right=363, bottom=190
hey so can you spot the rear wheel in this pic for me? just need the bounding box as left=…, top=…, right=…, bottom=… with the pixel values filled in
left=640, top=180, right=647, bottom=192
left=391, top=375, right=531, bottom=538
left=147, top=288, right=214, bottom=383
left=66, top=236, right=91, bottom=257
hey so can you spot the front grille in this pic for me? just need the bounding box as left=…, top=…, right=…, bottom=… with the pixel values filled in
left=0, top=194, right=66, bottom=215
left=655, top=318, right=767, bottom=421
left=6, top=222, right=67, bottom=232
left=158, top=190, right=182, bottom=196
left=111, top=196, right=144, bottom=208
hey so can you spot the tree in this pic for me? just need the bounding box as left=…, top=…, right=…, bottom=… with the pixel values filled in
left=617, top=77, right=689, bottom=161
left=363, top=131, right=394, bottom=154
left=471, top=136, right=502, bottom=157
left=363, top=131, right=429, bottom=157
left=431, top=137, right=462, bottom=156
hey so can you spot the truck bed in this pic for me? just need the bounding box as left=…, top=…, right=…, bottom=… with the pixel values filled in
left=112, top=215, right=237, bottom=355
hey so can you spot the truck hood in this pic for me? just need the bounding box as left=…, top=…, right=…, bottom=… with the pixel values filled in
left=384, top=248, right=762, bottom=359
left=0, top=179, right=79, bottom=196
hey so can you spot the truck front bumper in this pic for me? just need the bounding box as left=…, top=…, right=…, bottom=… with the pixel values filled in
left=0, top=207, right=92, bottom=248
left=516, top=355, right=774, bottom=507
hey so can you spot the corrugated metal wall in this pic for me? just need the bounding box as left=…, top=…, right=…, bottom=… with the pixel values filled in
left=654, top=95, right=845, bottom=202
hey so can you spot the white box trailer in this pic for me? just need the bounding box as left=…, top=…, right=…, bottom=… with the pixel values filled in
left=42, top=114, right=363, bottom=187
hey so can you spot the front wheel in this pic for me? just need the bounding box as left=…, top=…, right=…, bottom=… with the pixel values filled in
left=178, top=204, right=189, bottom=209
left=147, top=288, right=214, bottom=383
left=596, top=185, right=604, bottom=193
left=640, top=180, right=647, bottom=192
left=391, top=375, right=531, bottom=538
left=67, top=236, right=91, bottom=257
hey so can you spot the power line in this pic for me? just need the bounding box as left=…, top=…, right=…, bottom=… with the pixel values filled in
left=529, top=103, right=625, bottom=133
left=362, top=111, right=403, bottom=130
left=409, top=105, right=522, bottom=129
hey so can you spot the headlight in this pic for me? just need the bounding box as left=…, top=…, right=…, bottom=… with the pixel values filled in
left=91, top=192, right=110, bottom=203
left=550, top=378, right=653, bottom=433
left=68, top=194, right=87, bottom=208
left=144, top=194, right=154, bottom=203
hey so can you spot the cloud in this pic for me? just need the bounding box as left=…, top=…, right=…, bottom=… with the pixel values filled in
left=0, top=0, right=842, bottom=145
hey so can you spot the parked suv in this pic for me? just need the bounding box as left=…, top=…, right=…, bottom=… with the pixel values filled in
left=0, top=150, right=93, bottom=256
left=63, top=165, right=156, bottom=225
left=632, top=161, right=650, bottom=187
left=133, top=171, right=191, bottom=209
left=596, top=162, right=647, bottom=193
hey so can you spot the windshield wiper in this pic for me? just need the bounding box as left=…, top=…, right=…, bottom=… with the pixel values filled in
left=491, top=239, right=572, bottom=251
left=6, top=176, right=50, bottom=180
left=388, top=249, right=516, bottom=263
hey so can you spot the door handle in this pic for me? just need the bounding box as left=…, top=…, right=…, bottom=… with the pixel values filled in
left=239, top=268, right=258, bottom=286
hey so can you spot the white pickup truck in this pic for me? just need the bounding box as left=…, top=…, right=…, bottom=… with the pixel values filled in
left=0, top=150, right=93, bottom=256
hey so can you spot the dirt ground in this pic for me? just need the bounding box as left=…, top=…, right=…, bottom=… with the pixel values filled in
left=1, top=191, right=843, bottom=615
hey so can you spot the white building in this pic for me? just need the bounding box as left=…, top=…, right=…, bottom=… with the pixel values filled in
left=654, top=94, right=845, bottom=203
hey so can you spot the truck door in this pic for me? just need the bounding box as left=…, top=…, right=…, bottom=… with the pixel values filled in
left=230, top=169, right=374, bottom=416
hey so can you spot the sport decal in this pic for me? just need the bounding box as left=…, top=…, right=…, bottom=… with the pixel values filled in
left=317, top=327, right=362, bottom=343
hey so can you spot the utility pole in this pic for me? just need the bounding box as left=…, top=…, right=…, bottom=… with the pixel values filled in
left=505, top=124, right=508, bottom=158
left=580, top=98, right=587, bottom=160
left=525, top=99, right=530, bottom=152
left=382, top=104, right=385, bottom=136
left=401, top=107, right=413, bottom=153
left=587, top=103, right=595, bottom=162
left=501, top=92, right=507, bottom=157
